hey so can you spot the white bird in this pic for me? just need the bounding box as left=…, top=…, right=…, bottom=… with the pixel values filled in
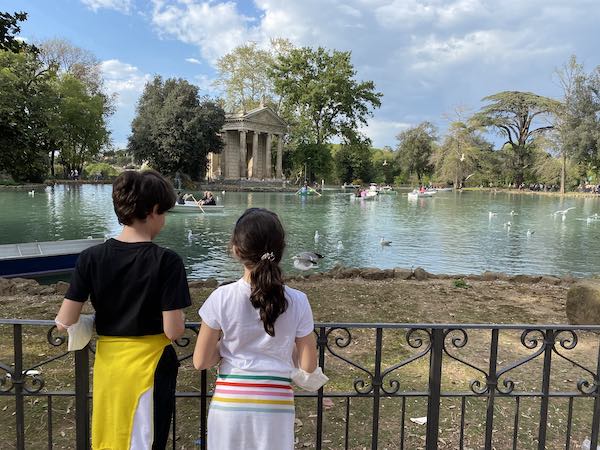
left=380, top=237, right=392, bottom=246
left=187, top=229, right=193, bottom=241
left=489, top=212, right=497, bottom=219
left=87, top=235, right=93, bottom=240
left=292, top=252, right=323, bottom=270
left=460, top=153, right=465, bottom=162
left=336, top=240, right=344, bottom=251
left=510, top=210, right=518, bottom=216
left=382, top=159, right=388, bottom=166
left=314, top=230, right=320, bottom=243
left=553, top=207, right=575, bottom=218
left=587, top=217, right=594, bottom=224
left=28, top=190, right=35, bottom=196
left=503, top=221, right=512, bottom=229
left=221, top=190, right=225, bottom=195
left=527, top=229, right=534, bottom=237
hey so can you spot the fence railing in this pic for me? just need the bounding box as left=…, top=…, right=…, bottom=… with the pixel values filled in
left=1, top=319, right=600, bottom=449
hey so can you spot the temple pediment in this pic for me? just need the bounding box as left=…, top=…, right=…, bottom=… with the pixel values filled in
left=222, top=105, right=287, bottom=134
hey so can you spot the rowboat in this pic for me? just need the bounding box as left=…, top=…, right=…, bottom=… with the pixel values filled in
left=0, top=238, right=104, bottom=278
left=170, top=202, right=224, bottom=213
left=407, top=190, right=435, bottom=200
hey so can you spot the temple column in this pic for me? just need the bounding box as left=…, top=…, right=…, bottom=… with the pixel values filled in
left=239, top=131, right=247, bottom=178
left=276, top=134, right=283, bottom=178
left=250, top=132, right=259, bottom=178
left=265, top=133, right=272, bottom=178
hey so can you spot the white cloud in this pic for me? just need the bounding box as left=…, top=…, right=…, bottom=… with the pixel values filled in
left=81, top=0, right=133, bottom=13
left=360, top=118, right=411, bottom=147
left=185, top=57, right=201, bottom=64
left=101, top=59, right=150, bottom=105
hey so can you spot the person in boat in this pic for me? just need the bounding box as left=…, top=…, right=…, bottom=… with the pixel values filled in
left=300, top=183, right=308, bottom=195
left=176, top=191, right=186, bottom=205
left=55, top=169, right=191, bottom=449
left=193, top=208, right=319, bottom=450
left=202, top=191, right=216, bottom=206
left=419, top=185, right=426, bottom=193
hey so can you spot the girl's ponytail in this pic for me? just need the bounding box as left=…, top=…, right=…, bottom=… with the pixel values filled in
left=231, top=208, right=288, bottom=337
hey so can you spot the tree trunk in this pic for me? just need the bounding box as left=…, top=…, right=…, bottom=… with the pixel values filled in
left=50, top=149, right=55, bottom=177
left=560, top=151, right=566, bottom=194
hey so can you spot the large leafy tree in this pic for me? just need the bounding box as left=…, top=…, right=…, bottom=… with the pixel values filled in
left=432, top=121, right=492, bottom=187
left=471, top=91, right=560, bottom=186
left=0, top=50, right=56, bottom=182
left=555, top=56, right=600, bottom=190
left=214, top=39, right=292, bottom=112
left=128, top=76, right=225, bottom=180
left=395, top=122, right=437, bottom=183
left=0, top=11, right=35, bottom=53
left=55, top=75, right=111, bottom=175
left=271, top=47, right=382, bottom=147
left=332, top=134, right=373, bottom=183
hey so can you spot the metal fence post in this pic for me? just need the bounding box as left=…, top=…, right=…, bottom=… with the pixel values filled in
left=315, top=327, right=327, bottom=450
left=74, top=347, right=90, bottom=449
left=537, top=329, right=554, bottom=450
left=484, top=329, right=499, bottom=450
left=13, top=324, right=25, bottom=450
left=590, top=335, right=600, bottom=448
left=371, top=328, right=383, bottom=450
left=426, top=328, right=443, bottom=450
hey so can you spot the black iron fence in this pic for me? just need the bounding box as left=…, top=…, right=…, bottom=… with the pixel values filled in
left=1, top=320, right=600, bottom=449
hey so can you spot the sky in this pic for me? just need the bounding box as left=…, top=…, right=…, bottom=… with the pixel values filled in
left=9, top=0, right=600, bottom=149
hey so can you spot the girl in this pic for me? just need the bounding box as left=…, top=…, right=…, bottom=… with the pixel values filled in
left=55, top=170, right=191, bottom=449
left=193, top=208, right=318, bottom=450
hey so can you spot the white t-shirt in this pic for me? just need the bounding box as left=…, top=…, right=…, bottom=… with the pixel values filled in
left=198, top=278, right=315, bottom=374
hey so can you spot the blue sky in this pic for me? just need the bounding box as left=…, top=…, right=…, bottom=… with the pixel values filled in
left=10, top=0, right=600, bottom=149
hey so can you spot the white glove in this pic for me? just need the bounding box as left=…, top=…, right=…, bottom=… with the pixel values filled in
left=55, top=315, right=94, bottom=351
left=291, top=367, right=329, bottom=392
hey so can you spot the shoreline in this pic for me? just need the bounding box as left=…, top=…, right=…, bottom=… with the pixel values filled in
left=462, top=186, right=600, bottom=199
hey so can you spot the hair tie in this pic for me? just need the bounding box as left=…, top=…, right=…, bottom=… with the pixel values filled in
left=261, top=252, right=275, bottom=262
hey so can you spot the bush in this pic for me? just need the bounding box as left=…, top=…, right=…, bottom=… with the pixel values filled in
left=83, top=162, right=120, bottom=179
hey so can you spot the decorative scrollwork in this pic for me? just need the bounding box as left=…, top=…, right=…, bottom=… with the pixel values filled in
left=495, top=329, right=547, bottom=394
left=551, top=330, right=598, bottom=395
left=22, top=370, right=45, bottom=394
left=47, top=325, right=66, bottom=347
left=325, top=327, right=374, bottom=395
left=176, top=326, right=200, bottom=362
left=0, top=362, right=14, bottom=393
left=442, top=328, right=489, bottom=395
left=380, top=328, right=432, bottom=395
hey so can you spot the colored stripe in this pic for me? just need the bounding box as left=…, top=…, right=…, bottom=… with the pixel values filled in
left=216, top=381, right=292, bottom=390
left=210, top=404, right=295, bottom=414
left=212, top=396, right=294, bottom=406
left=217, top=374, right=291, bottom=382
left=215, top=387, right=294, bottom=398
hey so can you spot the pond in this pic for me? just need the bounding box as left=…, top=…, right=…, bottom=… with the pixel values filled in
left=1, top=184, right=599, bottom=280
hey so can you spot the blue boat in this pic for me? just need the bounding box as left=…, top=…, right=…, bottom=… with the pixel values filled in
left=0, top=238, right=104, bottom=278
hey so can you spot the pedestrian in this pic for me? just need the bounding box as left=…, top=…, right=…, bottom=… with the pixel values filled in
left=193, top=208, right=319, bottom=450
left=55, top=169, right=191, bottom=449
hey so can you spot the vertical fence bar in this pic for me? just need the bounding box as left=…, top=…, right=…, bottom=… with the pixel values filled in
left=315, top=327, right=326, bottom=450
left=47, top=395, right=53, bottom=450
left=484, top=329, right=499, bottom=450
left=564, top=397, right=573, bottom=450
left=459, top=396, right=466, bottom=450
left=200, top=369, right=207, bottom=450
left=13, top=324, right=25, bottom=450
left=371, top=328, right=383, bottom=450
left=426, top=328, right=443, bottom=450
left=74, top=347, right=90, bottom=450
left=344, top=397, right=350, bottom=450
left=537, top=329, right=554, bottom=450
left=512, top=397, right=520, bottom=450
left=590, top=334, right=600, bottom=448
left=400, top=396, right=406, bottom=450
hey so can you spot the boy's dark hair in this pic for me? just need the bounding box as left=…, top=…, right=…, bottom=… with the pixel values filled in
left=231, top=208, right=287, bottom=337
left=112, top=170, right=176, bottom=225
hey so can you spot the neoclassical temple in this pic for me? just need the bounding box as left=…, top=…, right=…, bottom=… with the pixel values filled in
left=207, top=105, right=287, bottom=180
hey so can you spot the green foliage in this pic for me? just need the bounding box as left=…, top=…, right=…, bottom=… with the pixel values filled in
left=83, top=162, right=119, bottom=179
left=0, top=11, right=36, bottom=53
left=289, top=143, right=333, bottom=184
left=471, top=91, right=560, bottom=185
left=128, top=76, right=225, bottom=180
left=453, top=279, right=470, bottom=289
left=332, top=134, right=373, bottom=183
left=55, top=74, right=111, bottom=174
left=271, top=46, right=382, bottom=147
left=371, top=146, right=398, bottom=184
left=395, top=122, right=436, bottom=183
left=0, top=49, right=55, bottom=182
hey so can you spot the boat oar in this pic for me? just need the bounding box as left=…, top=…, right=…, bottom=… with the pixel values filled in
left=309, top=186, right=322, bottom=196
left=190, top=195, right=205, bottom=213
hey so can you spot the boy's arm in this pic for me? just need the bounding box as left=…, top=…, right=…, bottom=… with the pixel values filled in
left=295, top=333, right=318, bottom=373
left=163, top=309, right=186, bottom=341
left=55, top=299, right=85, bottom=331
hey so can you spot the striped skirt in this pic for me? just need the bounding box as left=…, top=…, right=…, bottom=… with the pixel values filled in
left=208, top=369, right=295, bottom=450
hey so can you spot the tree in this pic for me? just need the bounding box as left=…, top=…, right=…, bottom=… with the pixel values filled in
left=0, top=11, right=35, bottom=53
left=55, top=75, right=111, bottom=175
left=128, top=76, right=225, bottom=180
left=333, top=133, right=373, bottom=183
left=395, top=122, right=437, bottom=183
left=432, top=121, right=491, bottom=187
left=371, top=146, right=397, bottom=184
left=214, top=39, right=293, bottom=112
left=555, top=56, right=600, bottom=190
left=471, top=91, right=560, bottom=186
left=271, top=47, right=382, bottom=147
left=0, top=49, right=56, bottom=182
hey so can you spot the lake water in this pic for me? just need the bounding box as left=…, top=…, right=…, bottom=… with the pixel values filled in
left=1, top=184, right=599, bottom=279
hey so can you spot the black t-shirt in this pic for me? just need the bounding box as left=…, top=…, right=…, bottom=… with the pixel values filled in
left=65, top=239, right=192, bottom=336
